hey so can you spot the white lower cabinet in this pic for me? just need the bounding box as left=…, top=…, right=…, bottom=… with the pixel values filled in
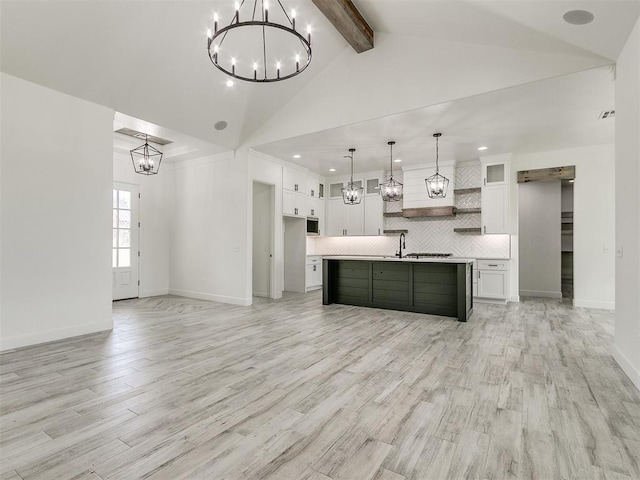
left=476, top=259, right=509, bottom=300
left=306, top=256, right=322, bottom=291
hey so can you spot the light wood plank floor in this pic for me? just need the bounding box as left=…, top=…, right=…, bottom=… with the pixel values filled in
left=1, top=293, right=640, bottom=479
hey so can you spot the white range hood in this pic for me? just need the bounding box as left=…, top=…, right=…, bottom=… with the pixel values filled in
left=401, top=160, right=456, bottom=209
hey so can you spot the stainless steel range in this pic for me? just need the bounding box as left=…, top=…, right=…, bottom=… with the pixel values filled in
left=404, top=252, right=453, bottom=259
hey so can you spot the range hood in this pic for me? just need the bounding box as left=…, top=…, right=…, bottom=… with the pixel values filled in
left=400, top=160, right=456, bottom=210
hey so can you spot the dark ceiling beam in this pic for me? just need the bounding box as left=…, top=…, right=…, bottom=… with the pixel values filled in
left=311, top=0, right=374, bottom=53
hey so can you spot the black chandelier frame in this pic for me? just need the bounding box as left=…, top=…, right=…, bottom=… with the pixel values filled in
left=130, top=135, right=163, bottom=176
left=207, top=0, right=312, bottom=83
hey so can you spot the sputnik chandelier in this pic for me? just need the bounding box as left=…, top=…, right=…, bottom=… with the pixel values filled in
left=206, top=0, right=312, bottom=83
left=342, top=148, right=363, bottom=205
left=130, top=135, right=163, bottom=175
left=425, top=133, right=449, bottom=198
left=380, top=141, right=403, bottom=202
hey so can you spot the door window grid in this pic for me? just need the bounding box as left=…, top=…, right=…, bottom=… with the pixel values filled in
left=112, top=189, right=132, bottom=268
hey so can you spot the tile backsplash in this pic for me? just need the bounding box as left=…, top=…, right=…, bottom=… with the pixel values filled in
left=308, top=161, right=511, bottom=259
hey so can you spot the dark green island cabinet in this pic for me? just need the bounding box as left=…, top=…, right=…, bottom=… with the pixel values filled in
left=322, top=257, right=474, bottom=322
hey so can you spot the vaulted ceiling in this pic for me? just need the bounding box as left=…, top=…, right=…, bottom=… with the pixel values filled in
left=2, top=0, right=638, bottom=168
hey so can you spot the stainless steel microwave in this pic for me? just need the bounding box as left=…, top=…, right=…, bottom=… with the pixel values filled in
left=306, top=217, right=319, bottom=236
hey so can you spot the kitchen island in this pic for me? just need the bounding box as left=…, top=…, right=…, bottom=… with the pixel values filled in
left=322, top=256, right=474, bottom=322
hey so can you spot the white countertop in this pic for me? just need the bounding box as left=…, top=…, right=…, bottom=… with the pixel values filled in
left=322, top=255, right=474, bottom=264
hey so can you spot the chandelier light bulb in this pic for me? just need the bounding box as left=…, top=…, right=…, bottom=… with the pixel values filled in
left=207, top=28, right=212, bottom=39
left=235, top=1, right=240, bottom=11
left=291, top=8, right=295, bottom=18
left=307, top=25, right=312, bottom=43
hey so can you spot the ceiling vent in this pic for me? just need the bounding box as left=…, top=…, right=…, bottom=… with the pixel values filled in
left=598, top=110, right=615, bottom=120
left=114, top=127, right=173, bottom=145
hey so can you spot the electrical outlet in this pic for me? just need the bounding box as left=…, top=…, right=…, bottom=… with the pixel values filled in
left=603, top=246, right=610, bottom=254
left=616, top=245, right=623, bottom=258
left=233, top=245, right=239, bottom=253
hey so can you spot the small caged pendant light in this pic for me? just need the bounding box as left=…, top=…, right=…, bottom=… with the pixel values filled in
left=341, top=148, right=363, bottom=205
left=379, top=140, right=403, bottom=202
left=425, top=133, right=449, bottom=198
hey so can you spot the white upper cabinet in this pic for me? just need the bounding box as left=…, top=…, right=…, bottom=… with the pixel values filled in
left=481, top=154, right=511, bottom=234
left=283, top=167, right=308, bottom=194
left=282, top=189, right=306, bottom=218
left=364, top=194, right=383, bottom=236
left=325, top=171, right=383, bottom=236
left=307, top=175, right=324, bottom=198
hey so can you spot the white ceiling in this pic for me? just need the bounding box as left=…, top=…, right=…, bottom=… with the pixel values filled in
left=253, top=65, right=616, bottom=176
left=1, top=0, right=638, bottom=159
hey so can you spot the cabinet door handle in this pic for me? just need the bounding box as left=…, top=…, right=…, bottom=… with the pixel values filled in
left=488, top=264, right=498, bottom=267
left=378, top=228, right=380, bottom=235
left=294, top=207, right=298, bottom=215
left=311, top=209, right=314, bottom=216
left=295, top=184, right=298, bottom=191
left=311, top=189, right=314, bottom=197
left=483, top=226, right=487, bottom=234
left=313, top=265, right=317, bottom=271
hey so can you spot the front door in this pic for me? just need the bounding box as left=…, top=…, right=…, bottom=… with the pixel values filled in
left=112, top=183, right=139, bottom=300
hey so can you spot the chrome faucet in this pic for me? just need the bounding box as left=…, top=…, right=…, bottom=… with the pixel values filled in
left=397, top=233, right=406, bottom=259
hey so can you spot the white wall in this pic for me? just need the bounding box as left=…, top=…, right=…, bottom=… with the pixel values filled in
left=248, top=150, right=286, bottom=299
left=509, top=144, right=615, bottom=309
left=614, top=17, right=640, bottom=390
left=518, top=181, right=562, bottom=298
left=248, top=32, right=611, bottom=147
left=252, top=182, right=272, bottom=297
left=113, top=154, right=170, bottom=297
left=168, top=152, right=249, bottom=305
left=1, top=73, right=114, bottom=350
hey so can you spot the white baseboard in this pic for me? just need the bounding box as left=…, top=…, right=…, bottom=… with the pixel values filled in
left=519, top=290, right=562, bottom=299
left=509, top=295, right=520, bottom=303
left=168, top=289, right=251, bottom=306
left=0, top=320, right=113, bottom=352
left=614, top=345, right=640, bottom=391
left=574, top=299, right=615, bottom=310
left=139, top=289, right=169, bottom=298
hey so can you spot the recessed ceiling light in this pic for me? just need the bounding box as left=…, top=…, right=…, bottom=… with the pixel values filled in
left=329, top=168, right=336, bottom=172
left=394, top=158, right=402, bottom=163
left=293, top=154, right=301, bottom=159
left=478, top=146, right=488, bottom=151
left=563, top=10, right=594, bottom=25
left=214, top=121, right=228, bottom=131
left=226, top=80, right=234, bottom=87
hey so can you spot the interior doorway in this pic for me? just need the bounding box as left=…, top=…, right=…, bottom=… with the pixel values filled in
left=252, top=182, right=274, bottom=298
left=112, top=182, right=139, bottom=300
left=517, top=166, right=575, bottom=302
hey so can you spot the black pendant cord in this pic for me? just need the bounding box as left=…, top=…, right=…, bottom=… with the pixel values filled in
left=433, top=133, right=442, bottom=174
left=435, top=135, right=439, bottom=174
left=350, top=154, right=354, bottom=184
left=389, top=142, right=394, bottom=178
